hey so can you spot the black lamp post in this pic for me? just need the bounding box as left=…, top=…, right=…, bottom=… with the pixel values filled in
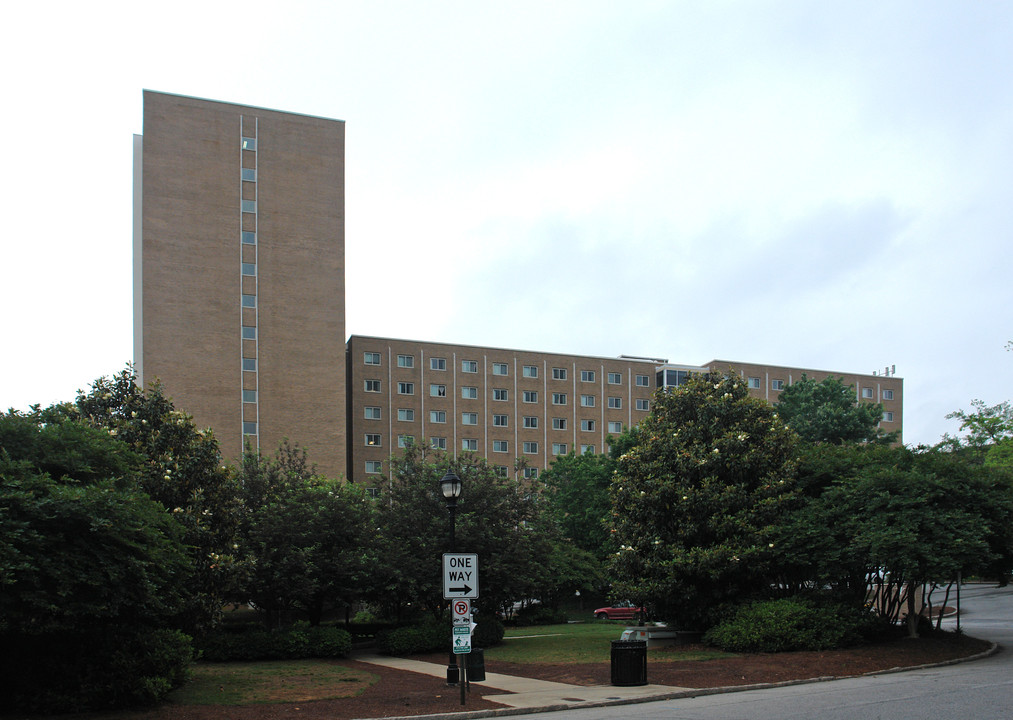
left=440, top=471, right=462, bottom=686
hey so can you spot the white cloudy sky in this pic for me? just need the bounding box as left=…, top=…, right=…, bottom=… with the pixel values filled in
left=2, top=1, right=1010, bottom=447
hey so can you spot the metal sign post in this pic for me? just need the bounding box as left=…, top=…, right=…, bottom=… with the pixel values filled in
left=443, top=556, right=478, bottom=706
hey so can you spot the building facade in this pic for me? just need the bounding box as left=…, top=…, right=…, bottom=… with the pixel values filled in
left=134, top=91, right=347, bottom=472
left=135, top=93, right=903, bottom=485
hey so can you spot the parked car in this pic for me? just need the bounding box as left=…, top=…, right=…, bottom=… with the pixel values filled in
left=593, top=601, right=643, bottom=620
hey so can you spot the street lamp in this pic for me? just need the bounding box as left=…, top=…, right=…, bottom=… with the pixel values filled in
left=440, top=471, right=462, bottom=685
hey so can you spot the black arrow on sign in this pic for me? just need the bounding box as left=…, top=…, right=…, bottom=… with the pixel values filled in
left=449, top=584, right=473, bottom=595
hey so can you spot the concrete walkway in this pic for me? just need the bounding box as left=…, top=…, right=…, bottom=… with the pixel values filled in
left=353, top=653, right=690, bottom=710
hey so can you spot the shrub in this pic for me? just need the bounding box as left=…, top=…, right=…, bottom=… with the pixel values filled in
left=0, top=628, right=193, bottom=713
left=200, top=623, right=351, bottom=661
left=513, top=604, right=569, bottom=626
left=703, top=597, right=884, bottom=653
left=473, top=616, right=505, bottom=647
left=377, top=618, right=448, bottom=655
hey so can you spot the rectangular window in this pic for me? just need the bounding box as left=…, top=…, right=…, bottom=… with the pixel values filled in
left=493, top=440, right=508, bottom=453
left=581, top=370, right=595, bottom=382
left=462, top=412, right=478, bottom=425
left=397, top=354, right=414, bottom=368
left=462, top=438, right=478, bottom=451
left=365, top=433, right=381, bottom=446
left=581, top=445, right=596, bottom=455
left=364, top=352, right=381, bottom=365
left=492, top=362, right=508, bottom=376
left=747, top=377, right=761, bottom=389
left=608, top=397, right=622, bottom=409
left=397, top=435, right=414, bottom=448
left=581, top=395, right=596, bottom=407
left=242, top=358, right=256, bottom=372
left=883, top=411, right=895, bottom=422
left=242, top=325, right=256, bottom=340
left=581, top=419, right=596, bottom=432
left=493, top=414, right=508, bottom=427
left=522, top=365, right=538, bottom=378
left=883, top=389, right=894, bottom=400
left=636, top=399, right=650, bottom=411
left=242, top=137, right=257, bottom=150
left=430, top=384, right=447, bottom=397
left=430, top=410, right=447, bottom=423
left=241, top=199, right=256, bottom=213
left=243, top=421, right=257, bottom=435
left=242, top=167, right=256, bottom=182
left=523, top=390, right=538, bottom=403
left=241, top=231, right=256, bottom=245
left=461, top=386, right=478, bottom=399
left=493, top=388, right=508, bottom=401
left=431, top=437, right=447, bottom=450
left=608, top=421, right=623, bottom=433
left=862, top=387, right=874, bottom=399
left=364, top=379, right=381, bottom=393
left=365, top=460, right=382, bottom=474
left=523, top=416, right=538, bottom=429
left=242, top=293, right=256, bottom=308
left=366, top=487, right=380, bottom=498
left=495, top=466, right=509, bottom=477
left=552, top=417, right=567, bottom=430
left=552, top=442, right=567, bottom=455
left=241, top=262, right=256, bottom=276
left=635, top=374, right=649, bottom=387
left=553, top=367, right=567, bottom=380
left=364, top=406, right=381, bottom=420
left=397, top=408, right=415, bottom=422
left=608, top=372, right=622, bottom=385
left=552, top=392, right=567, bottom=405
left=398, top=382, right=414, bottom=395
left=523, top=441, right=538, bottom=454
left=243, top=389, right=257, bottom=403
left=771, top=379, right=785, bottom=391
left=462, top=360, right=478, bottom=373
left=430, top=357, right=446, bottom=371
left=524, top=467, right=539, bottom=479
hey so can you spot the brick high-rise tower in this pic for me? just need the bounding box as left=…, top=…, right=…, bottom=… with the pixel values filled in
left=134, top=91, right=346, bottom=476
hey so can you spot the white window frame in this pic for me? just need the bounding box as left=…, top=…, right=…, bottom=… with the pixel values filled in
left=552, top=392, right=567, bottom=405
left=523, top=390, right=538, bottom=403
left=430, top=384, right=447, bottom=397
left=523, top=416, right=538, bottom=429
left=364, top=352, right=381, bottom=365
left=397, top=354, right=414, bottom=368
left=493, top=440, right=508, bottom=453
left=522, top=365, right=538, bottom=378
left=364, top=406, right=381, bottom=420
left=553, top=367, right=567, bottom=380
left=608, top=372, right=622, bottom=385
left=430, top=410, right=447, bottom=423
left=635, top=374, right=649, bottom=387
left=462, top=438, right=478, bottom=451
left=398, top=382, right=414, bottom=395
left=365, top=379, right=381, bottom=393
left=636, top=399, right=649, bottom=411
left=493, top=414, right=508, bottom=427
left=552, top=442, right=567, bottom=455
left=430, top=357, right=447, bottom=371
left=462, top=386, right=478, bottom=399
left=608, top=421, right=623, bottom=434
left=462, top=360, right=478, bottom=373
left=581, top=419, right=596, bottom=432
left=365, top=433, right=381, bottom=446
left=523, top=441, right=538, bottom=454
left=581, top=370, right=595, bottom=382
left=431, top=437, right=447, bottom=450
left=608, top=396, right=622, bottom=409
left=552, top=417, right=567, bottom=430
left=365, top=460, right=382, bottom=474
left=493, top=388, right=509, bottom=401
left=397, top=408, right=415, bottom=422
left=492, top=362, right=508, bottom=376
left=462, top=412, right=478, bottom=425
left=581, top=394, right=596, bottom=408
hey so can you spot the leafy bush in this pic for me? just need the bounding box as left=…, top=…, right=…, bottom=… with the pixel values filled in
left=474, top=616, right=505, bottom=647
left=200, top=623, right=351, bottom=661
left=512, top=604, right=569, bottom=626
left=703, top=597, right=885, bottom=653
left=0, top=628, right=193, bottom=713
left=376, top=618, right=447, bottom=655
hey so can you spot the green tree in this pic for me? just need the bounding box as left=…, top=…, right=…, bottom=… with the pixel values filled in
left=0, top=410, right=192, bottom=711
left=68, top=368, right=244, bottom=636
left=942, top=399, right=1013, bottom=454
left=775, top=374, right=895, bottom=445
left=373, top=442, right=553, bottom=619
left=609, top=372, right=800, bottom=629
left=237, top=442, right=376, bottom=627
left=542, top=451, right=616, bottom=562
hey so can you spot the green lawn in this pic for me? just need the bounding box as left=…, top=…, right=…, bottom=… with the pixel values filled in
left=492, top=624, right=732, bottom=664
left=167, top=660, right=377, bottom=705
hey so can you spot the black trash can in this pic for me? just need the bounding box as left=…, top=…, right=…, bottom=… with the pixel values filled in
left=467, top=648, right=486, bottom=682
left=610, top=640, right=647, bottom=686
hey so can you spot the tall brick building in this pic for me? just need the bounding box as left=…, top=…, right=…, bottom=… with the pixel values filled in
left=134, top=91, right=346, bottom=472
left=135, top=92, right=903, bottom=487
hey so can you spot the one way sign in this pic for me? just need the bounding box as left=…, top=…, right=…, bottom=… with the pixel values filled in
left=442, top=553, right=479, bottom=599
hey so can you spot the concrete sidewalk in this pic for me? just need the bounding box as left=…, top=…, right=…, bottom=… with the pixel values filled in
left=353, top=653, right=690, bottom=710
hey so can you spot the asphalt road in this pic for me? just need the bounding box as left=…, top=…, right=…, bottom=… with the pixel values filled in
left=533, top=584, right=1013, bottom=720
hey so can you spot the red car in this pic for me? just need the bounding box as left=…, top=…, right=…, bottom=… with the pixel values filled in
left=593, top=601, right=643, bottom=620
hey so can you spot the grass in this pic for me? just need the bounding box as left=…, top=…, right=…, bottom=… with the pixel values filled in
left=167, top=660, right=378, bottom=705
left=492, top=623, right=733, bottom=664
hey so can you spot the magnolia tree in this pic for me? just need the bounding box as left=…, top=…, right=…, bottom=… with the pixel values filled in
left=609, top=372, right=800, bottom=629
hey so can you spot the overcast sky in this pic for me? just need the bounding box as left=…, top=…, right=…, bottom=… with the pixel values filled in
left=2, top=1, right=1010, bottom=447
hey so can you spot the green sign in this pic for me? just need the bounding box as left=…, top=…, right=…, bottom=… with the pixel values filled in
left=453, top=626, right=471, bottom=654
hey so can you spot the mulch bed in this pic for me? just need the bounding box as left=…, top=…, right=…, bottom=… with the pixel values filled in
left=14, top=633, right=992, bottom=720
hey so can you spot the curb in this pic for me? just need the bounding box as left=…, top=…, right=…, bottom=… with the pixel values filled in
left=361, top=641, right=1000, bottom=720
